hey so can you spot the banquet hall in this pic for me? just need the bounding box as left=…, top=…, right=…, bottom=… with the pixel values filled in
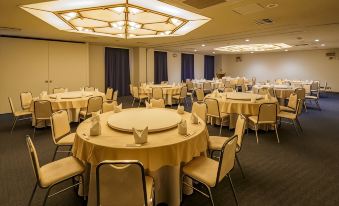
left=1, top=0, right=339, bottom=206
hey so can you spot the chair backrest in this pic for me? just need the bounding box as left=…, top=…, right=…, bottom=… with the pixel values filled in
left=150, top=98, right=165, bottom=108
left=26, top=136, right=42, bottom=186
left=129, top=84, right=133, bottom=95
left=237, top=78, right=244, bottom=86
left=257, top=103, right=277, bottom=124
left=204, top=98, right=220, bottom=118
left=287, top=93, right=298, bottom=110
left=113, top=90, right=118, bottom=101
left=132, top=86, right=139, bottom=98
left=224, top=87, right=234, bottom=92
left=152, top=87, right=163, bottom=100
left=161, top=81, right=168, bottom=85
left=311, top=81, right=320, bottom=91
left=303, top=84, right=311, bottom=95
left=216, top=135, right=238, bottom=183
left=234, top=115, right=246, bottom=150
left=106, top=87, right=114, bottom=100
left=34, top=100, right=52, bottom=120
left=8, top=97, right=16, bottom=114
left=258, top=88, right=269, bottom=95
left=267, top=87, right=275, bottom=97
left=85, top=86, right=95, bottom=91
left=195, top=88, right=205, bottom=102
left=294, top=88, right=305, bottom=100
left=102, top=101, right=117, bottom=113
left=192, top=102, right=207, bottom=122
left=20, top=92, right=32, bottom=110
left=96, top=160, right=148, bottom=206
left=53, top=88, right=66, bottom=94
left=180, top=86, right=188, bottom=98
left=186, top=81, right=194, bottom=91
left=203, top=82, right=212, bottom=91
left=296, top=99, right=303, bottom=116
left=87, top=96, right=103, bottom=114
left=50, top=110, right=71, bottom=143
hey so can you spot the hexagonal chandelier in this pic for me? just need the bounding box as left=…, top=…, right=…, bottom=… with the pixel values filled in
left=20, top=0, right=211, bottom=39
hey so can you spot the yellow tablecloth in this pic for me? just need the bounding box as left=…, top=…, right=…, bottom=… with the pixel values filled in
left=140, top=85, right=182, bottom=105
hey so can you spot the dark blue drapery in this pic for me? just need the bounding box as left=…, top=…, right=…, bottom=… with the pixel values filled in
left=154, top=51, right=168, bottom=84
left=181, top=53, right=194, bottom=81
left=204, top=55, right=215, bottom=80
left=105, top=47, right=130, bottom=96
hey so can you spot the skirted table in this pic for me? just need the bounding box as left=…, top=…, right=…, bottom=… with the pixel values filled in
left=139, top=85, right=182, bottom=105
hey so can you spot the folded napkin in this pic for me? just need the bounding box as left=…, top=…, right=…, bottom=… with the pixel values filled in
left=39, top=91, right=48, bottom=100
left=264, top=94, right=270, bottom=101
left=178, top=119, right=187, bottom=135
left=145, top=101, right=152, bottom=109
left=95, top=88, right=99, bottom=92
left=90, top=112, right=101, bottom=136
left=191, top=113, right=199, bottom=124
left=56, top=94, right=61, bottom=100
left=133, top=126, right=148, bottom=144
left=177, top=105, right=185, bottom=114
left=114, top=103, right=122, bottom=113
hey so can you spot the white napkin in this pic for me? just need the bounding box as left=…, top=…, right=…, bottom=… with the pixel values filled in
left=56, top=94, right=61, bottom=100
left=133, top=126, right=148, bottom=144
left=39, top=91, right=48, bottom=100
left=114, top=103, right=122, bottom=113
left=177, top=105, right=185, bottom=114
left=212, top=89, right=219, bottom=98
left=145, top=101, right=152, bottom=109
left=178, top=119, right=187, bottom=135
left=191, top=113, right=199, bottom=124
left=90, top=113, right=101, bottom=136
left=264, top=94, right=270, bottom=101
left=95, top=88, right=99, bottom=92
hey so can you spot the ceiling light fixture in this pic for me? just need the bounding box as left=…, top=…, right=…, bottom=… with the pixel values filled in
left=315, top=39, right=320, bottom=42
left=285, top=49, right=288, bottom=52
left=20, top=0, right=210, bottom=39
left=214, top=43, right=292, bottom=52
left=201, top=44, right=206, bottom=47
left=321, top=44, right=325, bottom=46
left=212, top=52, right=216, bottom=54
left=245, top=39, right=250, bottom=42
left=194, top=49, right=198, bottom=52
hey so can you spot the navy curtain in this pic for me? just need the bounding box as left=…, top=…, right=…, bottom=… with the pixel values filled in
left=105, top=47, right=130, bottom=96
left=154, top=51, right=168, bottom=84
left=204, top=55, right=215, bottom=80
left=181, top=53, right=194, bottom=81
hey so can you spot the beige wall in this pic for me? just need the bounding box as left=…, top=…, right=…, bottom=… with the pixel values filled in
left=221, top=49, right=339, bottom=91
left=0, top=37, right=89, bottom=114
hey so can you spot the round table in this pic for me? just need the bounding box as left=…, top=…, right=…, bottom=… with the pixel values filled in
left=140, top=85, right=182, bottom=105
left=72, top=108, right=208, bottom=206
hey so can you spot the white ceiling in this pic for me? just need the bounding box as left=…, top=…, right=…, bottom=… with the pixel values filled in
left=1, top=0, right=339, bottom=54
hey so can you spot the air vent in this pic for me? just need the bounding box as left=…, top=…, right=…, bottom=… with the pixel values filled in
left=0, top=27, right=21, bottom=32
left=255, top=18, right=273, bottom=25
left=233, top=3, right=264, bottom=15
left=183, top=0, right=226, bottom=9
left=294, top=43, right=309, bottom=47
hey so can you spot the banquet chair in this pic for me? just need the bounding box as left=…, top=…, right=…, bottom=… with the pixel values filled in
left=182, top=135, right=239, bottom=206
left=204, top=98, right=230, bottom=136
left=320, top=81, right=332, bottom=94
left=186, top=81, right=194, bottom=103
left=172, top=86, right=188, bottom=107
left=248, top=103, right=279, bottom=144
left=33, top=100, right=53, bottom=138
left=79, top=96, right=103, bottom=121
left=236, top=78, right=245, bottom=92
left=280, top=93, right=298, bottom=113
left=84, top=86, right=95, bottom=91
left=195, top=88, right=205, bottom=103
left=258, top=88, right=269, bottom=95
left=20, top=91, right=33, bottom=111
left=305, top=82, right=321, bottom=110
left=150, top=98, right=165, bottom=108
left=113, top=90, right=118, bottom=103
left=208, top=114, right=247, bottom=178
left=26, top=136, right=85, bottom=206
left=310, top=81, right=320, bottom=93
left=132, top=86, right=148, bottom=107
left=267, top=87, right=276, bottom=97
left=203, top=82, right=212, bottom=94
left=96, top=160, right=155, bottom=206
left=278, top=99, right=304, bottom=135
left=152, top=87, right=163, bottom=100
left=50, top=110, right=75, bottom=160
left=161, top=81, right=168, bottom=85
left=105, top=87, right=114, bottom=101
left=294, top=87, right=307, bottom=111
left=8, top=97, right=32, bottom=134
left=53, top=88, right=66, bottom=94
left=192, top=102, right=207, bottom=122
left=102, top=101, right=117, bottom=113
left=224, top=87, right=234, bottom=92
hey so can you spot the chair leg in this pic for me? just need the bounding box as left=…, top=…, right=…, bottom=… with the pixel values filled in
left=132, top=98, right=135, bottom=107
left=316, top=100, right=321, bottom=111
left=235, top=154, right=245, bottom=179
left=28, top=182, right=38, bottom=206
left=138, top=99, right=141, bottom=107
left=296, top=118, right=303, bottom=133
left=10, top=116, right=18, bottom=134
left=274, top=124, right=280, bottom=143
left=219, top=118, right=223, bottom=136
left=304, top=101, right=308, bottom=112
left=43, top=186, right=53, bottom=206
left=207, top=186, right=214, bottom=206
left=292, top=120, right=299, bottom=136
left=33, top=127, right=36, bottom=139
left=227, top=174, right=239, bottom=206
left=254, top=126, right=259, bottom=144
left=52, top=146, right=59, bottom=161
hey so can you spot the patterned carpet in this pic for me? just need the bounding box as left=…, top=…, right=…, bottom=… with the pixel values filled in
left=0, top=94, right=338, bottom=206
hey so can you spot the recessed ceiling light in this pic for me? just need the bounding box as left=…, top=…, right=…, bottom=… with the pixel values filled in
left=315, top=39, right=320, bottom=42
left=245, top=39, right=250, bottom=42
left=285, top=49, right=288, bottom=52
left=214, top=43, right=292, bottom=52
left=250, top=52, right=254, bottom=54
left=201, top=44, right=206, bottom=47
left=194, top=49, right=198, bottom=52
left=212, top=52, right=216, bottom=54
left=321, top=44, right=325, bottom=46
left=266, top=3, right=279, bottom=8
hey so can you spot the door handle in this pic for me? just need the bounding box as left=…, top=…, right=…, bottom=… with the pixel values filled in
left=45, top=80, right=48, bottom=83
left=49, top=80, right=52, bottom=83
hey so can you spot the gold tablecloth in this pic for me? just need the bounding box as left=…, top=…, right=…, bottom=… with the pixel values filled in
left=140, top=85, right=181, bottom=105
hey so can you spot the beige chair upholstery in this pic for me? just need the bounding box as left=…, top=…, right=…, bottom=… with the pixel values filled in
left=278, top=99, right=304, bottom=135
left=102, top=101, right=117, bottom=113
left=195, top=88, right=205, bottom=103
left=182, top=135, right=239, bottom=206
left=152, top=87, right=163, bottom=100
left=204, top=98, right=230, bottom=136
left=172, top=86, right=188, bottom=106
left=208, top=114, right=247, bottom=178
left=20, top=92, right=33, bottom=111
left=305, top=81, right=321, bottom=110
left=150, top=98, right=165, bottom=108
left=186, top=81, right=194, bottom=92
left=26, top=136, right=85, bottom=206
left=96, top=160, right=154, bottom=206
left=50, top=110, right=75, bottom=160
left=248, top=103, right=279, bottom=144
left=224, top=87, right=234, bottom=92
left=105, top=87, right=114, bottom=101
left=8, top=97, right=32, bottom=134
left=79, top=96, right=103, bottom=121
left=53, top=88, right=66, bottom=94
left=192, top=102, right=207, bottom=122
left=33, top=100, right=53, bottom=138
left=203, top=82, right=212, bottom=93
left=84, top=86, right=95, bottom=91
left=132, top=86, right=148, bottom=107
left=113, top=90, right=118, bottom=103
left=280, top=93, right=298, bottom=113
left=161, top=81, right=168, bottom=85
